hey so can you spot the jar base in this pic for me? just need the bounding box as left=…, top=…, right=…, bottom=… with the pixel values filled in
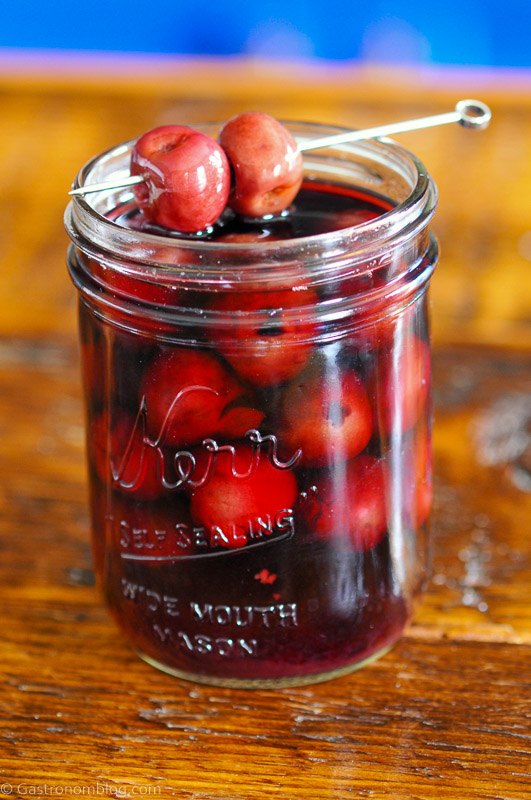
left=136, top=642, right=395, bottom=689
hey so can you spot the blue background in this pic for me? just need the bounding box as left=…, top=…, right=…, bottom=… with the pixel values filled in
left=1, top=0, right=529, bottom=67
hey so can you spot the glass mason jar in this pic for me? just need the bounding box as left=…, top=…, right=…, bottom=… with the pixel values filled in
left=65, top=122, right=438, bottom=688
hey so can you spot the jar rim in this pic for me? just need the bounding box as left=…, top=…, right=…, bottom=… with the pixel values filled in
left=65, top=120, right=437, bottom=291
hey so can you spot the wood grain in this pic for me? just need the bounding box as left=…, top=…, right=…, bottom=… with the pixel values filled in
left=0, top=61, right=530, bottom=800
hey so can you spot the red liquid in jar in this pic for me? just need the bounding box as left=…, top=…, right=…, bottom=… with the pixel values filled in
left=78, top=181, right=431, bottom=684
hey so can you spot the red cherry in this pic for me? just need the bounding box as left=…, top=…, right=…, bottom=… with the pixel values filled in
left=141, top=349, right=264, bottom=447
left=219, top=112, right=303, bottom=217
left=189, top=443, right=298, bottom=549
left=131, top=125, right=230, bottom=233
left=278, top=362, right=373, bottom=467
left=100, top=266, right=181, bottom=306
left=208, top=287, right=318, bottom=387
left=369, top=336, right=431, bottom=436
left=82, top=253, right=185, bottom=337
left=307, top=455, right=388, bottom=551
left=89, top=411, right=164, bottom=500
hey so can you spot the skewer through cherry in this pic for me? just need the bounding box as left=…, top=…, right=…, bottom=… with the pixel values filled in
left=69, top=100, right=491, bottom=235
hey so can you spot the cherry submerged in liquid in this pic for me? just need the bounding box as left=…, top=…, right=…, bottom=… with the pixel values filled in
left=81, top=180, right=430, bottom=683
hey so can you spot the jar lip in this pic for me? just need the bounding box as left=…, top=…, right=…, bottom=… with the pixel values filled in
left=65, top=120, right=437, bottom=287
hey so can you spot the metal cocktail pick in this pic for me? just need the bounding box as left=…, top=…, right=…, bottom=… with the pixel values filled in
left=69, top=99, right=491, bottom=197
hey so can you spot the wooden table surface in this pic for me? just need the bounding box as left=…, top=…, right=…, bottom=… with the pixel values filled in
left=0, top=58, right=530, bottom=800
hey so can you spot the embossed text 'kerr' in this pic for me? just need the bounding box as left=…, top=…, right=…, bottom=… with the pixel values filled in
left=110, top=389, right=302, bottom=492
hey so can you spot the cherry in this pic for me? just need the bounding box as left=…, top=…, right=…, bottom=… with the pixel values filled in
left=368, top=336, right=431, bottom=436
left=89, top=411, right=164, bottom=501
left=277, top=361, right=373, bottom=467
left=208, top=287, right=318, bottom=387
left=98, top=265, right=181, bottom=306
left=306, top=455, right=388, bottom=551
left=189, top=443, right=298, bottom=549
left=140, top=349, right=264, bottom=448
left=131, top=125, right=230, bottom=233
left=80, top=252, right=186, bottom=337
left=219, top=112, right=303, bottom=217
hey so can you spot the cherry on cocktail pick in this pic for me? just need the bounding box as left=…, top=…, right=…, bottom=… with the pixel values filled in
left=69, top=100, right=491, bottom=230
left=130, top=124, right=231, bottom=233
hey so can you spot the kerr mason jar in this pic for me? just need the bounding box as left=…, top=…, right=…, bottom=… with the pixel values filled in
left=65, top=122, right=438, bottom=687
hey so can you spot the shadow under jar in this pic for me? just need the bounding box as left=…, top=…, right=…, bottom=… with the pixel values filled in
left=65, top=122, right=438, bottom=688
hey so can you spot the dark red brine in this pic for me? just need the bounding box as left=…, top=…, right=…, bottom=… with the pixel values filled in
left=66, top=122, right=438, bottom=686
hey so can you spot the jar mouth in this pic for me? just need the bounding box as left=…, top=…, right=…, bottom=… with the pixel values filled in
left=65, top=121, right=437, bottom=291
